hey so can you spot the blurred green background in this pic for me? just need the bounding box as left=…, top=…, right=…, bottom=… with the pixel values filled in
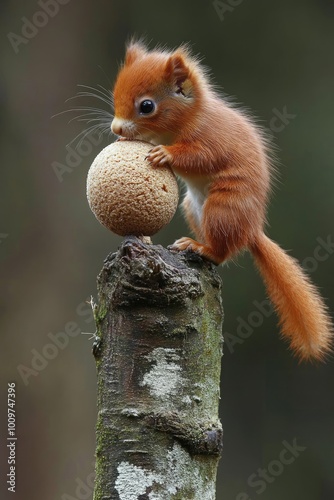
left=1, top=0, right=334, bottom=498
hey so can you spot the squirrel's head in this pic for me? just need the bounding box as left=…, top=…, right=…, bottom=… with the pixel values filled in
left=111, top=41, right=206, bottom=144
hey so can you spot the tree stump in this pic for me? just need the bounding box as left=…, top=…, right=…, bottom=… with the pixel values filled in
left=92, top=236, right=224, bottom=499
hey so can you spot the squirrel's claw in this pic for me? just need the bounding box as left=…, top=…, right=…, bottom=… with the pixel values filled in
left=147, top=145, right=173, bottom=167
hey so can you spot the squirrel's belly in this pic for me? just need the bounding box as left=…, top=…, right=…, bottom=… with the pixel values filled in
left=184, top=176, right=211, bottom=226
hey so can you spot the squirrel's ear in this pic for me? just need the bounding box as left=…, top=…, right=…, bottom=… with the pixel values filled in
left=125, top=41, right=147, bottom=65
left=165, top=53, right=190, bottom=86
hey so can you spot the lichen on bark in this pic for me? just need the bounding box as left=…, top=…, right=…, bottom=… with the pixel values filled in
left=93, top=236, right=224, bottom=499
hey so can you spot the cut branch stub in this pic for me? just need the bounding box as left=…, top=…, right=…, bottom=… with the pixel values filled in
left=93, top=236, right=224, bottom=500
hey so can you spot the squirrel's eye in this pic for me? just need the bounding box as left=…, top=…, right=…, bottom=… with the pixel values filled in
left=139, top=100, right=155, bottom=115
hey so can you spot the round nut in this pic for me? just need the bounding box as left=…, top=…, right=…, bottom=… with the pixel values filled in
left=86, top=140, right=179, bottom=236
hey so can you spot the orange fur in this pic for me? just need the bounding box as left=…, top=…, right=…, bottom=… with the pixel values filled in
left=111, top=41, right=333, bottom=361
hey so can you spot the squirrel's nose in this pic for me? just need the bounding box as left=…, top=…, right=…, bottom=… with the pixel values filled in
left=111, top=117, right=124, bottom=136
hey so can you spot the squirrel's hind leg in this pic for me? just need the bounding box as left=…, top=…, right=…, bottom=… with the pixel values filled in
left=171, top=192, right=235, bottom=264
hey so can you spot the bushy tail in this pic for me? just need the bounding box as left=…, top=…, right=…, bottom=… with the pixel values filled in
left=250, top=233, right=332, bottom=361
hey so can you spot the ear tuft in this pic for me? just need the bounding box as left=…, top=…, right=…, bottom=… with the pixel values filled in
left=125, top=41, right=147, bottom=65
left=165, top=53, right=190, bottom=86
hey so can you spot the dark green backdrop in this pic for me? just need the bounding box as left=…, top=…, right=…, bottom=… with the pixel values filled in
left=1, top=0, right=333, bottom=498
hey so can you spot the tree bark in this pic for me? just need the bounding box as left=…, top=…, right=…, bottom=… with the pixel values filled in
left=92, top=236, right=224, bottom=500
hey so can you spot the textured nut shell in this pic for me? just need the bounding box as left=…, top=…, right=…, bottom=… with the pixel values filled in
left=86, top=141, right=179, bottom=236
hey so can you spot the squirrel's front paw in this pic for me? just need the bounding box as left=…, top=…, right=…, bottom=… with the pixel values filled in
left=147, top=145, right=173, bottom=167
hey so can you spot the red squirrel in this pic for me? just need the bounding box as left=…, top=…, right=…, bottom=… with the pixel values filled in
left=111, top=41, right=332, bottom=361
